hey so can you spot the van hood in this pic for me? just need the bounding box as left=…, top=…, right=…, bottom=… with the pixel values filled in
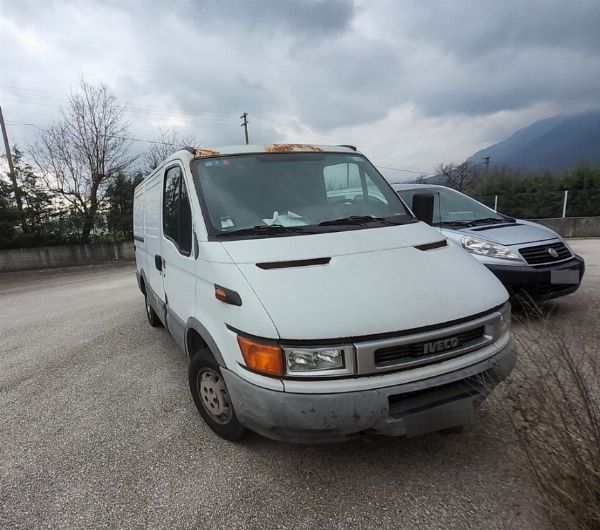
left=444, top=220, right=558, bottom=246
left=221, top=224, right=508, bottom=340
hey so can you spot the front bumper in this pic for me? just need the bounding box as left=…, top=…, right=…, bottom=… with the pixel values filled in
left=486, top=255, right=585, bottom=300
left=222, top=337, right=516, bottom=443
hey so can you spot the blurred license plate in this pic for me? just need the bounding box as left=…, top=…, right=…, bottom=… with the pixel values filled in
left=403, top=398, right=474, bottom=438
left=551, top=269, right=579, bottom=284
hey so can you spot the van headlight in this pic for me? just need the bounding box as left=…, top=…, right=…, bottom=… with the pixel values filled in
left=284, top=346, right=355, bottom=376
left=498, top=303, right=512, bottom=337
left=461, top=235, right=522, bottom=261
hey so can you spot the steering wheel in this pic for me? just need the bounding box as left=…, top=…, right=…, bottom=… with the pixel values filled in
left=330, top=197, right=354, bottom=206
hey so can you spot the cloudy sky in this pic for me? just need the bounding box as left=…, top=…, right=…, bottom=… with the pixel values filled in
left=1, top=0, right=599, bottom=179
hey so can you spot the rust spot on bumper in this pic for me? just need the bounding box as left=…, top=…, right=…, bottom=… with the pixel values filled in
left=264, top=144, right=323, bottom=153
left=194, top=148, right=221, bottom=158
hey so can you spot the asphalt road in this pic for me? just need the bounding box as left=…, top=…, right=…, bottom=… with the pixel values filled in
left=1, top=239, right=598, bottom=529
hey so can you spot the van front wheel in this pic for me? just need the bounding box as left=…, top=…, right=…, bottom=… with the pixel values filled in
left=189, top=349, right=245, bottom=441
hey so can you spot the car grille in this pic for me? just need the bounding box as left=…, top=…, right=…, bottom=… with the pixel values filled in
left=374, top=326, right=485, bottom=367
left=518, top=241, right=571, bottom=265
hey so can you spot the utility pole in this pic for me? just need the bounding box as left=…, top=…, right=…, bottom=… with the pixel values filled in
left=240, top=112, right=249, bottom=145
left=482, top=156, right=491, bottom=173
left=0, top=105, right=27, bottom=232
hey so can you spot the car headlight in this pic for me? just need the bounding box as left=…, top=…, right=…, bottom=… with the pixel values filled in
left=284, top=346, right=355, bottom=377
left=557, top=235, right=572, bottom=253
left=461, top=235, right=522, bottom=261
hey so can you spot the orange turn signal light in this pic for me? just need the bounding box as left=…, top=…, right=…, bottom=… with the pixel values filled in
left=237, top=336, right=284, bottom=377
left=214, top=284, right=242, bottom=306
left=215, top=287, right=227, bottom=302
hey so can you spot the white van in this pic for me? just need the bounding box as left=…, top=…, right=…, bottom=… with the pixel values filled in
left=133, top=144, right=515, bottom=443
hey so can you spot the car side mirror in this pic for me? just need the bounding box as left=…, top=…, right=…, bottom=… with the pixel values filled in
left=411, top=193, right=434, bottom=224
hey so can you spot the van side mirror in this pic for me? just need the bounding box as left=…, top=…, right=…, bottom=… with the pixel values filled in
left=411, top=193, right=434, bottom=224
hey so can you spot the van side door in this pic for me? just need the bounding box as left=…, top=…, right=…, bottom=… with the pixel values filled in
left=142, top=173, right=166, bottom=313
left=161, top=163, right=196, bottom=351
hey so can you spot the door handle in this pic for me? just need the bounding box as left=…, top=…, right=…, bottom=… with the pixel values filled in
left=155, top=254, right=163, bottom=271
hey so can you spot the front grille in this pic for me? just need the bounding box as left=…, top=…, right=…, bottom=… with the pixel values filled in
left=374, top=326, right=485, bottom=366
left=519, top=241, right=571, bottom=265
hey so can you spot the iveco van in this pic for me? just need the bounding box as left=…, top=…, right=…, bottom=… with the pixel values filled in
left=133, top=144, right=516, bottom=443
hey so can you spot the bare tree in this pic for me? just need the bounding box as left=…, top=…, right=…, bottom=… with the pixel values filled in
left=408, top=174, right=429, bottom=184
left=143, top=128, right=198, bottom=174
left=32, top=80, right=135, bottom=242
left=436, top=161, right=477, bottom=192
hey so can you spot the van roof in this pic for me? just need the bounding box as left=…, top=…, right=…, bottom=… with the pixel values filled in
left=391, top=183, right=446, bottom=191
left=188, top=144, right=361, bottom=158
left=138, top=144, right=364, bottom=186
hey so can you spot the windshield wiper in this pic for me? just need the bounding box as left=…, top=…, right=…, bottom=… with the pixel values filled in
left=217, top=216, right=406, bottom=237
left=216, top=224, right=315, bottom=238
left=435, top=220, right=477, bottom=227
left=436, top=217, right=516, bottom=228
left=318, top=215, right=404, bottom=227
left=470, top=217, right=516, bottom=225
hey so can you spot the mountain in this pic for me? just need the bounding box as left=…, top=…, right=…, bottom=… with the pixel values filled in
left=469, top=110, right=600, bottom=173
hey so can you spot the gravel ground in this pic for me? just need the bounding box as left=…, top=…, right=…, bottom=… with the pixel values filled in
left=1, top=239, right=597, bottom=529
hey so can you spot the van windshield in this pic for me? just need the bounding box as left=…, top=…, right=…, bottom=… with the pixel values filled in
left=398, top=187, right=513, bottom=227
left=192, top=152, right=414, bottom=238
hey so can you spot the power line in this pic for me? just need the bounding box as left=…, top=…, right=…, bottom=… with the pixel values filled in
left=0, top=85, right=235, bottom=118
left=0, top=86, right=296, bottom=136
left=0, top=86, right=412, bottom=152
left=0, top=94, right=287, bottom=138
left=2, top=85, right=437, bottom=174
left=374, top=164, right=432, bottom=175
left=4, top=121, right=180, bottom=146
left=6, top=121, right=436, bottom=175
left=0, top=87, right=250, bottom=127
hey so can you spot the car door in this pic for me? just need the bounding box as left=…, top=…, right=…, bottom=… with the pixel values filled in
left=161, top=163, right=196, bottom=351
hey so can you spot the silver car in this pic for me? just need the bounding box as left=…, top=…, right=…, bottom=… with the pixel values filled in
left=393, top=184, right=585, bottom=301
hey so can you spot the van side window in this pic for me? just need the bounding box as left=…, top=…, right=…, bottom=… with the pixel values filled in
left=163, top=166, right=192, bottom=255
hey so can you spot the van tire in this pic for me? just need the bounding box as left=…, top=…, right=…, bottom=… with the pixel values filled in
left=145, top=295, right=161, bottom=327
left=189, top=348, right=245, bottom=442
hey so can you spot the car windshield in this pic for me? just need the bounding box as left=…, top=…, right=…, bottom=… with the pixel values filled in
left=192, top=152, right=414, bottom=238
left=398, top=187, right=511, bottom=226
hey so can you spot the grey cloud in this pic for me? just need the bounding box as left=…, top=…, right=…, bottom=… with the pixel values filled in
left=282, top=38, right=405, bottom=130
left=113, top=1, right=375, bottom=133
left=2, top=0, right=600, bottom=161
left=365, top=1, right=600, bottom=116
left=405, top=45, right=600, bottom=117
left=389, top=1, right=600, bottom=58
left=183, top=0, right=355, bottom=40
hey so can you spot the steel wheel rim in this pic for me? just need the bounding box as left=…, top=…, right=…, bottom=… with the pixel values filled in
left=145, top=298, right=152, bottom=317
left=197, top=368, right=233, bottom=424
